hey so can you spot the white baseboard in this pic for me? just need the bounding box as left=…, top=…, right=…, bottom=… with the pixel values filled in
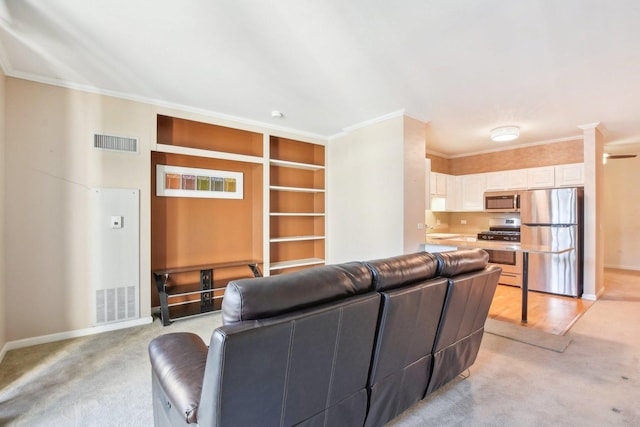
left=0, top=316, right=153, bottom=364
left=0, top=343, right=7, bottom=365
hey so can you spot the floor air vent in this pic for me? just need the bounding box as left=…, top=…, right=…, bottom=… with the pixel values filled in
left=93, top=133, right=138, bottom=153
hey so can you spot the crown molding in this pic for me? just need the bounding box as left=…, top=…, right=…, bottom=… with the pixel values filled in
left=330, top=109, right=406, bottom=138
left=4, top=69, right=330, bottom=143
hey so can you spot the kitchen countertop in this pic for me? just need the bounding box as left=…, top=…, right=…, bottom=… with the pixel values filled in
left=426, top=233, right=575, bottom=324
left=424, top=235, right=573, bottom=254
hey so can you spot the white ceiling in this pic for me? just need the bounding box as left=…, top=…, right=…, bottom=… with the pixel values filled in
left=1, top=0, right=640, bottom=157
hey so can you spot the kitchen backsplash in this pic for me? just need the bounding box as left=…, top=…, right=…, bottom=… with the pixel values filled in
left=426, top=211, right=520, bottom=235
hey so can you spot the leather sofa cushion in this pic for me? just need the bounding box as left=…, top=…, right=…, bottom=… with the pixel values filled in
left=148, top=333, right=208, bottom=424
left=436, top=248, right=489, bottom=277
left=365, top=252, right=439, bottom=292
left=222, top=262, right=373, bottom=325
left=198, top=292, right=381, bottom=426
left=426, top=265, right=501, bottom=395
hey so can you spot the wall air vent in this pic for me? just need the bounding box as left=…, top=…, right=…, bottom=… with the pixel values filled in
left=95, top=285, right=138, bottom=324
left=93, top=133, right=139, bottom=153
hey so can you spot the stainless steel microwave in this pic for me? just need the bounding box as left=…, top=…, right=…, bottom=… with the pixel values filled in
left=484, top=191, right=520, bottom=212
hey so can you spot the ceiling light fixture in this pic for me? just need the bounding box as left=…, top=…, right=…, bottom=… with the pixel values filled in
left=490, top=126, right=520, bottom=142
left=271, top=110, right=284, bottom=118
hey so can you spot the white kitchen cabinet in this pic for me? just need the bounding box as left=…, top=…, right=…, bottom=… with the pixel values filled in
left=527, top=166, right=555, bottom=189
left=429, top=162, right=583, bottom=212
left=430, top=171, right=447, bottom=196
left=460, top=173, right=486, bottom=211
left=445, top=174, right=461, bottom=211
left=555, top=163, right=584, bottom=186
left=484, top=171, right=506, bottom=191
left=507, top=169, right=528, bottom=189
left=485, top=169, right=527, bottom=191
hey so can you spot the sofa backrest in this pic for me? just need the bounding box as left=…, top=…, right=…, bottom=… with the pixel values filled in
left=426, top=248, right=501, bottom=395
left=197, top=262, right=381, bottom=427
left=363, top=252, right=448, bottom=427
left=221, top=261, right=374, bottom=325
left=435, top=247, right=490, bottom=278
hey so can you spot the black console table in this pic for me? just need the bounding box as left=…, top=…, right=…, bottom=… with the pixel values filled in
left=153, top=261, right=262, bottom=326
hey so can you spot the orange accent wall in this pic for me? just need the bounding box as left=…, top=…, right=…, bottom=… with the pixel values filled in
left=157, top=114, right=263, bottom=156
left=150, top=151, right=263, bottom=305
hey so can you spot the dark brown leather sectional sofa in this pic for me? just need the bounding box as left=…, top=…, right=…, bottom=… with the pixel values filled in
left=148, top=248, right=501, bottom=426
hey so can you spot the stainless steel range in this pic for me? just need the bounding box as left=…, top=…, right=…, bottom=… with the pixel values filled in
left=477, top=218, right=523, bottom=287
left=477, top=229, right=521, bottom=242
left=477, top=218, right=521, bottom=242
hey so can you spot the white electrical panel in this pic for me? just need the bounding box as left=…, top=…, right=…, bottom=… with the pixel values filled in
left=91, top=188, right=140, bottom=325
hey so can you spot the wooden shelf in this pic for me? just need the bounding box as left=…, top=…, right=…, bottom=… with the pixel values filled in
left=269, top=258, right=325, bottom=271
left=268, top=135, right=326, bottom=275
left=270, top=212, right=325, bottom=217
left=270, top=159, right=325, bottom=170
left=156, top=143, right=263, bottom=164
left=270, top=235, right=325, bottom=243
left=270, top=185, right=325, bottom=193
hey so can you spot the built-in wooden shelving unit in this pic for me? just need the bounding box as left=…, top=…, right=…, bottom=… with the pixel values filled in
left=268, top=136, right=326, bottom=275
left=151, top=115, right=265, bottom=321
left=151, top=116, right=327, bottom=319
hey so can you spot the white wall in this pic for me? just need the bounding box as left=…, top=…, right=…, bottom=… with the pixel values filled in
left=4, top=78, right=154, bottom=341
left=328, top=116, right=404, bottom=262
left=403, top=117, right=427, bottom=254
left=604, top=155, right=640, bottom=270
left=3, top=77, right=325, bottom=344
left=327, top=114, right=426, bottom=263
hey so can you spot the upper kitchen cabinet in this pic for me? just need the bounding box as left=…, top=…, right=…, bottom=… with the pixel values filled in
left=445, top=174, right=461, bottom=211
left=427, top=161, right=584, bottom=212
left=506, top=169, right=528, bottom=189
left=430, top=171, right=447, bottom=196
left=527, top=166, right=555, bottom=189
left=555, top=163, right=584, bottom=186
left=429, top=170, right=448, bottom=211
left=484, top=171, right=506, bottom=191
left=460, top=173, right=486, bottom=211
left=484, top=169, right=527, bottom=191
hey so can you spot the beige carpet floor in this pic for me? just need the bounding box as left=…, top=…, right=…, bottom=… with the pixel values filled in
left=1, top=268, right=638, bottom=426
left=484, top=318, right=572, bottom=352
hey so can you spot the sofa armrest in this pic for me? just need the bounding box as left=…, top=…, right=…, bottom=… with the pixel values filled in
left=149, top=333, right=208, bottom=424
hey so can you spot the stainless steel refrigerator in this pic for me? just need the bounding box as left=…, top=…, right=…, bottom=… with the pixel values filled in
left=520, top=187, right=583, bottom=297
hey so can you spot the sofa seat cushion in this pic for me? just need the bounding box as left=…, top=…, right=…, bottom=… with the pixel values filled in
left=222, top=262, right=372, bottom=325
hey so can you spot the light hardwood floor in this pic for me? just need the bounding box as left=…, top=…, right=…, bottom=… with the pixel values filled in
left=488, top=282, right=595, bottom=335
